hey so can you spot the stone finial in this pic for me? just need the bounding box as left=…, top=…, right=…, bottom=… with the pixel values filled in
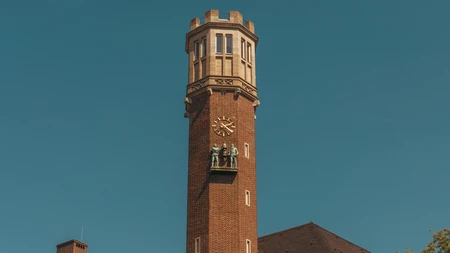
left=205, top=10, right=219, bottom=23
left=190, top=18, right=200, bottom=31
left=184, top=97, right=192, bottom=118
left=245, top=20, right=255, bottom=33
left=229, top=11, right=243, bottom=24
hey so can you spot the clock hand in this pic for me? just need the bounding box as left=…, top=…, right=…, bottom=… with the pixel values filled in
left=220, top=123, right=234, bottom=133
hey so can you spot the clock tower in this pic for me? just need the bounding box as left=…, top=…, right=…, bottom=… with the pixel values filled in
left=184, top=10, right=259, bottom=253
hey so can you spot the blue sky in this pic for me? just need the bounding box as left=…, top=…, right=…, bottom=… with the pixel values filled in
left=1, top=1, right=449, bottom=252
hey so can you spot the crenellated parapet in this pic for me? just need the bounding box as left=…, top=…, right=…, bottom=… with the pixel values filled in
left=185, top=10, right=258, bottom=55
left=189, top=10, right=255, bottom=33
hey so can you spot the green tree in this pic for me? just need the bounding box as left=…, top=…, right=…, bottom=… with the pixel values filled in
left=398, top=228, right=450, bottom=253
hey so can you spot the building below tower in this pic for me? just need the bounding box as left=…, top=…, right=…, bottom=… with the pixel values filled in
left=258, top=222, right=370, bottom=253
left=54, top=223, right=371, bottom=253
left=56, top=240, right=88, bottom=253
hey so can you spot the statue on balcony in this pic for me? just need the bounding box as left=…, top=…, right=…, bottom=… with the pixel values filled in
left=211, top=143, right=228, bottom=167
left=211, top=144, right=221, bottom=167
left=228, top=144, right=238, bottom=168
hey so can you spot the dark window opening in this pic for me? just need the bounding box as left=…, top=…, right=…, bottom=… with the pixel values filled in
left=194, top=41, right=200, bottom=61
left=202, top=37, right=207, bottom=57
left=216, top=35, right=223, bottom=54
left=226, top=35, right=232, bottom=54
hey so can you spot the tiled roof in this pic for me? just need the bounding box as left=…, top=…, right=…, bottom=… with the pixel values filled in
left=258, top=222, right=370, bottom=253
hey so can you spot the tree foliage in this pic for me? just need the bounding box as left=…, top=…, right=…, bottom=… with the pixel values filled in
left=398, top=228, right=450, bottom=253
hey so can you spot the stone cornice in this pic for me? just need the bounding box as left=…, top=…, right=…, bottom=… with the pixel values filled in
left=186, top=76, right=258, bottom=101
left=185, top=22, right=259, bottom=53
left=56, top=240, right=88, bottom=248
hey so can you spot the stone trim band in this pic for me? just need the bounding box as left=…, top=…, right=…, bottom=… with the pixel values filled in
left=186, top=76, right=258, bottom=99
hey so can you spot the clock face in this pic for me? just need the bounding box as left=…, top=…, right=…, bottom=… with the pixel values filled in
left=212, top=116, right=236, bottom=136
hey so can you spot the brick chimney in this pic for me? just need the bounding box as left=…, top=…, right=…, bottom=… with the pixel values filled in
left=56, top=240, right=88, bottom=253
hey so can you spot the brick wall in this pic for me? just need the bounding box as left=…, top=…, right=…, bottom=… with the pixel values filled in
left=186, top=90, right=257, bottom=253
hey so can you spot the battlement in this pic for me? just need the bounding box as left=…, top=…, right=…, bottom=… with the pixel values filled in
left=190, top=10, right=255, bottom=33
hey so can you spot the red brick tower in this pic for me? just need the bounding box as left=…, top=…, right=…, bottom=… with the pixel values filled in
left=56, top=240, right=88, bottom=253
left=184, top=10, right=259, bottom=253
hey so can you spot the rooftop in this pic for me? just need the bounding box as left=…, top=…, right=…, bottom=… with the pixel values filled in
left=258, top=222, right=371, bottom=253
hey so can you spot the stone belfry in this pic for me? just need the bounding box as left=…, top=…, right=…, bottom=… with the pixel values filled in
left=184, top=10, right=259, bottom=253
